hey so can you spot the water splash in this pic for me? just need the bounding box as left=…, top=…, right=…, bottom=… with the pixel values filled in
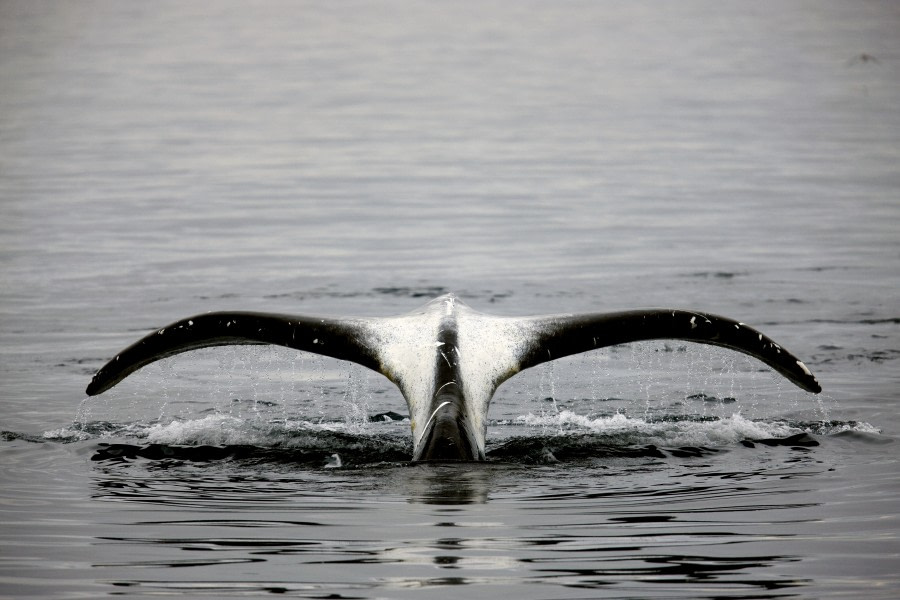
left=52, top=340, right=869, bottom=466
left=341, top=364, right=371, bottom=433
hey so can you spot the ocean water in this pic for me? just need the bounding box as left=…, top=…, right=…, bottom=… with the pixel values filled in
left=2, top=1, right=899, bottom=598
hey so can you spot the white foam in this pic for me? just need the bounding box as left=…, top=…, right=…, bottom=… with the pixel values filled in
left=146, top=414, right=249, bottom=445
left=42, top=426, right=91, bottom=441
left=517, top=410, right=808, bottom=447
left=134, top=412, right=391, bottom=448
left=522, top=410, right=641, bottom=432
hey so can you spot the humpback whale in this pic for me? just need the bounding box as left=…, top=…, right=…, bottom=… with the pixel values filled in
left=86, top=294, right=821, bottom=461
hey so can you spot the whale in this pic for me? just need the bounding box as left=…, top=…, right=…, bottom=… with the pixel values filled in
left=86, top=293, right=821, bottom=461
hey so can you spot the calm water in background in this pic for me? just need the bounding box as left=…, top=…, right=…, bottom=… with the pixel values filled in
left=2, top=1, right=899, bottom=598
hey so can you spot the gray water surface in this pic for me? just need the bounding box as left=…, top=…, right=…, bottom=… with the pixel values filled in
left=2, top=2, right=899, bottom=598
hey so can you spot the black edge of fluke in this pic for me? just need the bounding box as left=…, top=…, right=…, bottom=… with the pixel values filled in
left=85, top=311, right=380, bottom=396
left=519, top=309, right=822, bottom=394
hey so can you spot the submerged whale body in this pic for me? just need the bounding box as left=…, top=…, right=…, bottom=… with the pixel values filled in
left=86, top=294, right=821, bottom=461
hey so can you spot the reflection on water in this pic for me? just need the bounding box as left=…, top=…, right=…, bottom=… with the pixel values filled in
left=80, top=442, right=827, bottom=598
left=401, top=464, right=493, bottom=505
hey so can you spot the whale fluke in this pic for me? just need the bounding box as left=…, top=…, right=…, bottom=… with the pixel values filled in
left=516, top=310, right=821, bottom=394
left=85, top=312, right=380, bottom=396
left=86, top=294, right=821, bottom=460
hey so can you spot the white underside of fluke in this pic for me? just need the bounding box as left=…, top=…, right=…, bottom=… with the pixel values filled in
left=363, top=295, right=532, bottom=455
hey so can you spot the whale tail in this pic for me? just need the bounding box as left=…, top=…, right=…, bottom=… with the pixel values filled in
left=85, top=296, right=821, bottom=461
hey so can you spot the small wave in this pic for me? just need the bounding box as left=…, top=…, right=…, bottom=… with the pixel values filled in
left=685, top=271, right=747, bottom=279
